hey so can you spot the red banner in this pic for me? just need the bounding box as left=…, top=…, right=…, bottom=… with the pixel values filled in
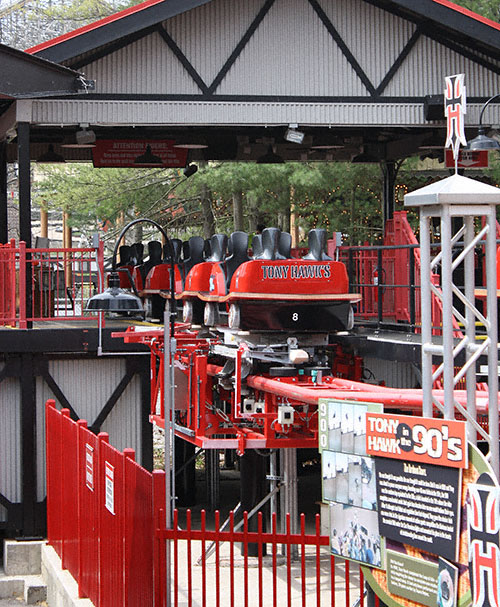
left=92, top=140, right=188, bottom=168
left=366, top=412, right=467, bottom=468
left=445, top=149, right=489, bottom=168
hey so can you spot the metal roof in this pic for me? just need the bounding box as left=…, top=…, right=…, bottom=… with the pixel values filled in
left=0, top=43, right=86, bottom=99
left=3, top=0, right=500, bottom=164
left=26, top=0, right=500, bottom=66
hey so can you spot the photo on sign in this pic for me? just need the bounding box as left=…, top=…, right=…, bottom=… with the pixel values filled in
left=348, top=455, right=362, bottom=507
left=322, top=451, right=337, bottom=502
left=329, top=502, right=383, bottom=568
left=353, top=404, right=367, bottom=455
left=341, top=403, right=355, bottom=452
left=361, top=456, right=377, bottom=510
left=328, top=404, right=342, bottom=451
left=335, top=452, right=349, bottom=505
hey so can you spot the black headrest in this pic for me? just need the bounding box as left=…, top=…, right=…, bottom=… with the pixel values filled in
left=207, top=234, right=228, bottom=262
left=182, top=236, right=205, bottom=278
left=256, top=227, right=280, bottom=260
left=147, top=241, right=162, bottom=261
left=204, top=239, right=212, bottom=259
left=227, top=231, right=249, bottom=261
left=225, top=232, right=250, bottom=288
left=131, top=242, right=144, bottom=265
left=182, top=240, right=190, bottom=261
left=252, top=234, right=263, bottom=258
left=303, top=229, right=332, bottom=261
left=118, top=245, right=132, bottom=266
left=164, top=238, right=182, bottom=263
left=185, top=236, right=205, bottom=264
left=278, top=232, right=292, bottom=259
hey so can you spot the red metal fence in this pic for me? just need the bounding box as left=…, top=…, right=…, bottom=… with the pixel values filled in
left=0, top=240, right=104, bottom=328
left=46, top=400, right=364, bottom=607
left=338, top=211, right=460, bottom=334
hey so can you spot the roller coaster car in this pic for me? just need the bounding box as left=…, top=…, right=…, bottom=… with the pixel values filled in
left=182, top=228, right=361, bottom=332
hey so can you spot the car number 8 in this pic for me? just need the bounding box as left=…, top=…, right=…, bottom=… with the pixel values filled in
left=292, top=312, right=299, bottom=321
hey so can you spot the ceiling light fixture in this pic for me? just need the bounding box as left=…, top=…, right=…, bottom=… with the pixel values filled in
left=173, top=142, right=209, bottom=149
left=284, top=125, right=305, bottom=144
left=62, top=125, right=96, bottom=149
left=467, top=93, right=500, bottom=151
left=134, top=145, right=163, bottom=166
left=257, top=144, right=284, bottom=164
left=37, top=144, right=66, bottom=163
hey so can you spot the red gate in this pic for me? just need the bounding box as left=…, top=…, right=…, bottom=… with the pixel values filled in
left=45, top=400, right=364, bottom=607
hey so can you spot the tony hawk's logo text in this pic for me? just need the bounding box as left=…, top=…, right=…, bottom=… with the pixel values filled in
left=261, top=264, right=331, bottom=280
left=468, top=472, right=500, bottom=607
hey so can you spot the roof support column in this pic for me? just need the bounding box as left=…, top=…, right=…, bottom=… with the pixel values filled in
left=0, top=141, right=7, bottom=243
left=17, top=121, right=32, bottom=325
left=382, top=160, right=396, bottom=224
left=17, top=121, right=31, bottom=247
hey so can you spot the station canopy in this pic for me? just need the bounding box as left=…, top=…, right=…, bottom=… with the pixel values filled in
left=1, top=0, right=500, bottom=164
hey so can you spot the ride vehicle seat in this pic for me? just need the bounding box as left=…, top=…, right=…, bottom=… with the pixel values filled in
left=254, top=227, right=281, bottom=260
left=302, top=229, right=332, bottom=261
left=207, top=234, right=228, bottom=262
left=251, top=234, right=263, bottom=258
left=116, top=245, right=135, bottom=288
left=181, top=236, right=205, bottom=283
left=224, top=231, right=250, bottom=289
left=278, top=231, right=292, bottom=259
left=133, top=240, right=162, bottom=290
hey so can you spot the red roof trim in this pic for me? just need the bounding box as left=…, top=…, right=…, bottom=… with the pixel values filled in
left=25, top=0, right=165, bottom=54
left=432, top=0, right=500, bottom=32
left=25, top=0, right=500, bottom=57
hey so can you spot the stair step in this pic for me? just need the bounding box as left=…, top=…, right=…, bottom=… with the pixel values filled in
left=0, top=569, right=47, bottom=604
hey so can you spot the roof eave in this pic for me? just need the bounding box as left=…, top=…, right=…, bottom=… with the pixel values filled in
left=28, top=0, right=213, bottom=64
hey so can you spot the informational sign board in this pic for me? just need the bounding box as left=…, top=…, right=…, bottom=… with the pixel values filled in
left=363, top=444, right=497, bottom=607
left=92, top=139, right=188, bottom=168
left=387, top=550, right=439, bottom=607
left=375, top=457, right=462, bottom=562
left=319, top=399, right=384, bottom=568
left=365, top=412, right=467, bottom=469
left=445, top=150, right=489, bottom=169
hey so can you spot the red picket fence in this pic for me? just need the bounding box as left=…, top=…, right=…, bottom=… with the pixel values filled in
left=0, top=240, right=104, bottom=328
left=46, top=400, right=364, bottom=607
left=46, top=400, right=158, bottom=607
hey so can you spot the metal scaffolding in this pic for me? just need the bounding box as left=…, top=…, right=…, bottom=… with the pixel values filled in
left=405, top=174, right=500, bottom=479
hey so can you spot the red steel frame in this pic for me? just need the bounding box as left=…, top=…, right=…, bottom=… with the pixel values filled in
left=46, top=399, right=364, bottom=607
left=114, top=324, right=493, bottom=452
left=0, top=240, right=104, bottom=328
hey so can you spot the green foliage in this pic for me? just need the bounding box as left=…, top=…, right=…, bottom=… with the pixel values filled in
left=41, top=0, right=138, bottom=26
left=453, top=0, right=500, bottom=21
left=33, top=164, right=188, bottom=239
left=34, top=161, right=394, bottom=246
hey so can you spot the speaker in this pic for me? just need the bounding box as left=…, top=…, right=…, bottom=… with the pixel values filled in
left=424, top=94, right=445, bottom=120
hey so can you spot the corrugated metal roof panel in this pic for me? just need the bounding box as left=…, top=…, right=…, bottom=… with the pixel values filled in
left=165, top=0, right=265, bottom=88
left=383, top=35, right=500, bottom=97
left=30, top=98, right=430, bottom=125
left=83, top=31, right=201, bottom=95
left=216, top=0, right=366, bottom=96
left=318, top=0, right=416, bottom=92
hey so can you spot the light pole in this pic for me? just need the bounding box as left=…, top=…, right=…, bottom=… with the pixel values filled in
left=86, top=216, right=179, bottom=602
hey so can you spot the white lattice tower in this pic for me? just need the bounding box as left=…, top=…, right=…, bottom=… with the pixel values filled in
left=405, top=174, right=500, bottom=479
